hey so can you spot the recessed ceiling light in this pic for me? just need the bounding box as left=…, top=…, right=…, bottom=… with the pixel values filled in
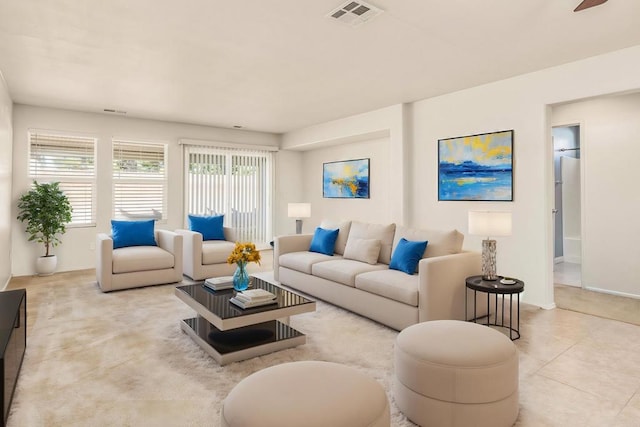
left=233, top=125, right=243, bottom=129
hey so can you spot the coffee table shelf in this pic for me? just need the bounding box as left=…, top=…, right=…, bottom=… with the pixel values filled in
left=175, top=277, right=315, bottom=365
left=180, top=317, right=305, bottom=365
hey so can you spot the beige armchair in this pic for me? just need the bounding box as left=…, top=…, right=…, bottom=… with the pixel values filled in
left=175, top=227, right=237, bottom=281
left=96, top=230, right=183, bottom=292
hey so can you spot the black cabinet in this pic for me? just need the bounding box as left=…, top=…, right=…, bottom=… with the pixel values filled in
left=0, top=289, right=26, bottom=427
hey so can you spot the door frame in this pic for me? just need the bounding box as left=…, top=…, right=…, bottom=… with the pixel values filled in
left=550, top=120, right=585, bottom=289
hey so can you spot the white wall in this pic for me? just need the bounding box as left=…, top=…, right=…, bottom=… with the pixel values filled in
left=274, top=149, right=304, bottom=237
left=12, top=105, right=279, bottom=276
left=0, top=72, right=13, bottom=289
left=553, top=93, right=640, bottom=298
left=283, top=104, right=409, bottom=226
left=283, top=45, right=640, bottom=308
left=560, top=156, right=581, bottom=263
left=299, top=136, right=391, bottom=232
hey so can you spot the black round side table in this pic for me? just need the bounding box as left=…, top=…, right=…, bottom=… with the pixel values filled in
left=465, top=275, right=524, bottom=340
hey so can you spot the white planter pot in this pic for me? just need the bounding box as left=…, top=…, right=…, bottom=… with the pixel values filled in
left=36, top=255, right=57, bottom=276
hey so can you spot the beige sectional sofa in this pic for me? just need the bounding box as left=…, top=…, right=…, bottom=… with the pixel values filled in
left=96, top=229, right=183, bottom=292
left=274, top=220, right=484, bottom=330
left=176, top=227, right=238, bottom=281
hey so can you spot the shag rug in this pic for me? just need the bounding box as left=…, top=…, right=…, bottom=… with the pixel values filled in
left=8, top=271, right=414, bottom=427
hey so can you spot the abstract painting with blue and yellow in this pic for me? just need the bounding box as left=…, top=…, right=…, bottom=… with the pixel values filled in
left=323, top=158, right=370, bottom=198
left=438, top=130, right=513, bottom=201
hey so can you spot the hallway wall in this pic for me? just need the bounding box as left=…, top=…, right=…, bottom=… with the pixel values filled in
left=553, top=92, right=640, bottom=298
left=0, top=72, right=12, bottom=289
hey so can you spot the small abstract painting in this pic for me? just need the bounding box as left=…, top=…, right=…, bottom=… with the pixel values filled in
left=323, top=158, right=370, bottom=199
left=438, top=130, right=513, bottom=201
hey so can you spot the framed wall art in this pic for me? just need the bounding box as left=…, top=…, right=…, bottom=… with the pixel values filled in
left=438, top=130, right=513, bottom=201
left=323, top=158, right=370, bottom=199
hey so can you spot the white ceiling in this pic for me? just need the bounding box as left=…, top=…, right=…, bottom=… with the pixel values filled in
left=1, top=0, right=639, bottom=134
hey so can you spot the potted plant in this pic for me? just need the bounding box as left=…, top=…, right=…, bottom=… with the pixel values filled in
left=17, top=181, right=72, bottom=275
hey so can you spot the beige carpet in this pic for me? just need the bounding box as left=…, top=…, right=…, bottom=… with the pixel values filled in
left=555, top=284, right=640, bottom=326
left=7, top=270, right=414, bottom=427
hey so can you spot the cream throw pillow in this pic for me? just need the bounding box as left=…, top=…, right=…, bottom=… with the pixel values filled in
left=343, top=238, right=382, bottom=265
left=348, top=221, right=396, bottom=264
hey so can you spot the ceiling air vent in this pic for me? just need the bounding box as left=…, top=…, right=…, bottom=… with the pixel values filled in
left=327, top=1, right=383, bottom=27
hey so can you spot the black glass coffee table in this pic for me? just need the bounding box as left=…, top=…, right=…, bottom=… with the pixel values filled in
left=175, top=276, right=316, bottom=365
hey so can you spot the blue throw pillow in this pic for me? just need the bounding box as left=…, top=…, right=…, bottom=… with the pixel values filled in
left=188, top=214, right=225, bottom=241
left=389, top=238, right=428, bottom=275
left=111, top=219, right=157, bottom=249
left=309, top=227, right=339, bottom=256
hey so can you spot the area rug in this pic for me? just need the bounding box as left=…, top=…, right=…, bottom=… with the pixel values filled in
left=7, top=271, right=414, bottom=426
left=555, top=284, right=640, bottom=326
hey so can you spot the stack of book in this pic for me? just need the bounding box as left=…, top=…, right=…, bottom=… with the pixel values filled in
left=230, top=289, right=277, bottom=309
left=204, top=276, right=234, bottom=291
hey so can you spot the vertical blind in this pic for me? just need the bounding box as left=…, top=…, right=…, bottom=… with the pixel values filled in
left=113, top=140, right=167, bottom=220
left=29, top=132, right=96, bottom=225
left=184, top=144, right=273, bottom=243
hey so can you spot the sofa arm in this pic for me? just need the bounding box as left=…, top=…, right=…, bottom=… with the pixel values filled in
left=175, top=229, right=202, bottom=279
left=273, top=234, right=313, bottom=281
left=157, top=230, right=183, bottom=276
left=96, top=233, right=114, bottom=292
left=156, top=229, right=181, bottom=254
left=223, top=227, right=237, bottom=242
left=417, top=251, right=482, bottom=322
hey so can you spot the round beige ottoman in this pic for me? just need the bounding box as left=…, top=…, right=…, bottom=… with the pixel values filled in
left=394, top=320, right=518, bottom=427
left=221, top=361, right=390, bottom=427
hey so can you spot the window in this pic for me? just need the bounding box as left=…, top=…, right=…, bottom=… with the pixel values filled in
left=183, top=143, right=274, bottom=243
left=28, top=131, right=96, bottom=226
left=112, top=139, right=167, bottom=220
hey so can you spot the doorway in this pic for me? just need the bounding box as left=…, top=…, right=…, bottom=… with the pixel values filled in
left=552, top=125, right=581, bottom=287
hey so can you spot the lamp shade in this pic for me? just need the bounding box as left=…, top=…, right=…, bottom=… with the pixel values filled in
left=288, top=203, right=311, bottom=218
left=468, top=211, right=512, bottom=237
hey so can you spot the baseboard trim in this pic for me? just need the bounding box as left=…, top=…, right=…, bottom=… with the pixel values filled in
left=540, top=302, right=557, bottom=310
left=1, top=276, right=10, bottom=291
left=584, top=286, right=640, bottom=300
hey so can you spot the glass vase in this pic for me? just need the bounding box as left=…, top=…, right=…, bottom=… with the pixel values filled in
left=233, top=261, right=250, bottom=291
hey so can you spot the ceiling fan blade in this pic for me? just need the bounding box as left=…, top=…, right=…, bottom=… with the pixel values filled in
left=574, top=0, right=609, bottom=12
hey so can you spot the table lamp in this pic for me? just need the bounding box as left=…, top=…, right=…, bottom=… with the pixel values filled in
left=288, top=203, right=311, bottom=234
left=468, top=211, right=512, bottom=281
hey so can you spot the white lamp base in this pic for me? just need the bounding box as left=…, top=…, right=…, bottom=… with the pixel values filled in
left=481, top=239, right=498, bottom=281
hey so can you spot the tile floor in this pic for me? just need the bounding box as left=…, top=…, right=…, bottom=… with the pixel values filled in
left=514, top=301, right=640, bottom=426
left=554, top=261, right=582, bottom=287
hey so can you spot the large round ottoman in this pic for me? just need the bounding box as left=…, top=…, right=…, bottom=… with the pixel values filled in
left=221, top=361, right=390, bottom=427
left=394, top=320, right=518, bottom=427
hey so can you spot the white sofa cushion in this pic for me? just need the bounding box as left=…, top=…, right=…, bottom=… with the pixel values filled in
left=348, top=221, right=396, bottom=264
left=279, top=251, right=342, bottom=274
left=312, top=259, right=387, bottom=287
left=393, top=226, right=463, bottom=258
left=343, top=238, right=381, bottom=265
left=320, top=220, right=352, bottom=255
left=202, top=240, right=236, bottom=265
left=112, top=246, right=175, bottom=274
left=355, top=269, right=419, bottom=306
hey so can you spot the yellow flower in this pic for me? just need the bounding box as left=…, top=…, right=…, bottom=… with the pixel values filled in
left=227, top=241, right=261, bottom=265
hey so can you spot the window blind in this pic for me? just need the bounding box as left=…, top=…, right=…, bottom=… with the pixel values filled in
left=29, top=132, right=96, bottom=226
left=184, top=144, right=273, bottom=244
left=113, top=140, right=167, bottom=220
